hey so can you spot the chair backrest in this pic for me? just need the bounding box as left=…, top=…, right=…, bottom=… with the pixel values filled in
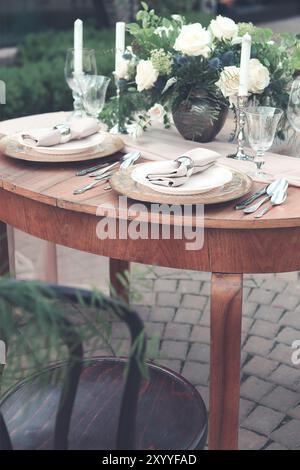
left=0, top=280, right=146, bottom=450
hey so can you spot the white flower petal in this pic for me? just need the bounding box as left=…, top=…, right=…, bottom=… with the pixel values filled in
left=135, top=60, right=159, bottom=92
left=174, top=23, right=212, bottom=57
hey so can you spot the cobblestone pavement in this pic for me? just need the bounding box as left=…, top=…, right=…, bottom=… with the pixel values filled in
left=13, top=230, right=300, bottom=450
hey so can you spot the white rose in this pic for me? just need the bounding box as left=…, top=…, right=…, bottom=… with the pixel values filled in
left=135, top=60, right=159, bottom=92
left=148, top=103, right=165, bottom=123
left=174, top=24, right=211, bottom=57
left=210, top=15, right=238, bottom=41
left=248, top=58, right=270, bottom=94
left=115, top=57, right=130, bottom=80
left=216, top=65, right=240, bottom=98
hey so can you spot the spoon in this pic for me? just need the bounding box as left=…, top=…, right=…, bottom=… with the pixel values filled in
left=254, top=189, right=287, bottom=218
left=244, top=178, right=288, bottom=214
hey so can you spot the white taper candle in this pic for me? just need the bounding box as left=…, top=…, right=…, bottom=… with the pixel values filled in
left=74, top=19, right=83, bottom=76
left=239, top=33, right=251, bottom=96
left=115, top=22, right=126, bottom=77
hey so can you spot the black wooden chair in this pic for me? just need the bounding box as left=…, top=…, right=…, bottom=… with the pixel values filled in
left=0, top=281, right=207, bottom=450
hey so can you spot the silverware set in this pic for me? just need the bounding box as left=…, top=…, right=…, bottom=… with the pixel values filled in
left=73, top=151, right=141, bottom=195
left=74, top=153, right=290, bottom=217
left=235, top=178, right=289, bottom=218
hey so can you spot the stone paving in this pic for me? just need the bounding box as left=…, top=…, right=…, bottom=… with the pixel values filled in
left=13, top=229, right=300, bottom=450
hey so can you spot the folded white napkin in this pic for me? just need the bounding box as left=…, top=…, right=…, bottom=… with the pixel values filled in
left=147, top=148, right=221, bottom=187
left=21, top=117, right=100, bottom=147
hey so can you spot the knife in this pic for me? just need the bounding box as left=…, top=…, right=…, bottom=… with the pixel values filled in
left=76, top=161, right=112, bottom=176
left=234, top=185, right=269, bottom=210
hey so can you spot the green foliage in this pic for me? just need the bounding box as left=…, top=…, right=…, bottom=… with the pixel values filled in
left=242, top=28, right=300, bottom=137
left=0, top=26, right=116, bottom=121
left=0, top=59, right=71, bottom=121
left=172, top=57, right=223, bottom=102
left=114, top=4, right=300, bottom=137
left=100, top=89, right=150, bottom=131
left=291, top=46, right=300, bottom=72
left=0, top=279, right=148, bottom=390
left=0, top=5, right=212, bottom=123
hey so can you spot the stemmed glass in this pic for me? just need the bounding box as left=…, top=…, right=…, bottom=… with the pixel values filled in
left=79, top=75, right=111, bottom=121
left=65, top=48, right=97, bottom=118
left=245, top=106, right=283, bottom=179
left=287, top=76, right=300, bottom=132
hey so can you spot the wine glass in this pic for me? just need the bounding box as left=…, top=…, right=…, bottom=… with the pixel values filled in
left=80, top=75, right=111, bottom=121
left=64, top=48, right=97, bottom=118
left=245, top=106, right=283, bottom=179
left=287, top=76, right=300, bottom=132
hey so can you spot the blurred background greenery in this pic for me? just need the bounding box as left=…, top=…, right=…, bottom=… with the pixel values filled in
left=0, top=0, right=212, bottom=121
left=0, top=0, right=299, bottom=120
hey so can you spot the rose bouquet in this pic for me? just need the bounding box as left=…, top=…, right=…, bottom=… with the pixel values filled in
left=101, top=2, right=300, bottom=142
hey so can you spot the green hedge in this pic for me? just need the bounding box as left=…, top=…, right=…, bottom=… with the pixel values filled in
left=0, top=26, right=116, bottom=121
left=0, top=11, right=211, bottom=121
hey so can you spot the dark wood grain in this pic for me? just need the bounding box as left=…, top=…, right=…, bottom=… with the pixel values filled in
left=1, top=191, right=300, bottom=274
left=1, top=358, right=208, bottom=450
left=209, top=273, right=243, bottom=450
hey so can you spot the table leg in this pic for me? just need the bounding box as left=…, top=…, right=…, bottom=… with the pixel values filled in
left=109, top=258, right=130, bottom=303
left=0, top=222, right=10, bottom=276
left=0, top=222, right=10, bottom=383
left=209, top=272, right=243, bottom=450
left=40, top=241, right=58, bottom=283
left=6, top=225, right=16, bottom=277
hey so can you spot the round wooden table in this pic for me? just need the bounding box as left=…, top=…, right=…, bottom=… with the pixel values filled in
left=1, top=113, right=300, bottom=450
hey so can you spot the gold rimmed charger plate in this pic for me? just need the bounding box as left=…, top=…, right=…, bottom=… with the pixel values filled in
left=0, top=133, right=124, bottom=163
left=110, top=166, right=253, bottom=205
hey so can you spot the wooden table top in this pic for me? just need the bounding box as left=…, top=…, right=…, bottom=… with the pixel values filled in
left=0, top=112, right=300, bottom=230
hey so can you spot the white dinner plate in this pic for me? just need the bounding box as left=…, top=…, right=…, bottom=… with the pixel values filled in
left=17, top=131, right=105, bottom=155
left=131, top=161, right=233, bottom=195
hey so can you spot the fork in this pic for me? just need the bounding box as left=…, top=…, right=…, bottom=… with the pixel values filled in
left=73, top=173, right=112, bottom=195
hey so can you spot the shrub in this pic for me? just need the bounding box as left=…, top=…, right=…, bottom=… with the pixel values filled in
left=0, top=26, right=116, bottom=121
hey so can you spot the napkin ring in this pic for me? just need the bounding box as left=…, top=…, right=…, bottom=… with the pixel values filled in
left=54, top=124, right=71, bottom=144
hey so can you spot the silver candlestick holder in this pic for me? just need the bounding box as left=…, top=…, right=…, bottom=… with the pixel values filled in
left=114, top=73, right=127, bottom=135
left=227, top=95, right=253, bottom=161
